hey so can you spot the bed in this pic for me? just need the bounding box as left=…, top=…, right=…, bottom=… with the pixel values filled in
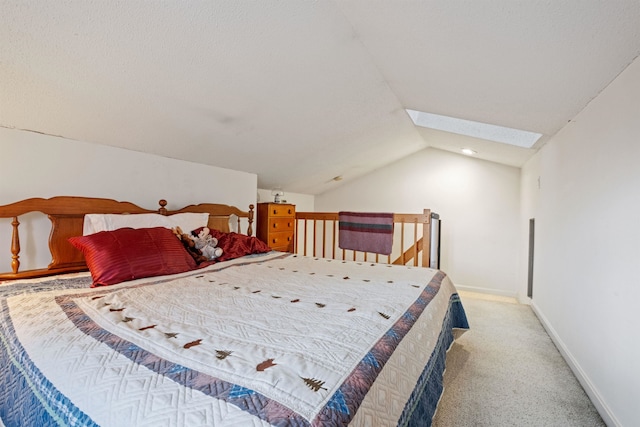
left=0, top=196, right=468, bottom=427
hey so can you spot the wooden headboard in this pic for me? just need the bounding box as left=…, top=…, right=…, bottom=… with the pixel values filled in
left=0, top=196, right=254, bottom=281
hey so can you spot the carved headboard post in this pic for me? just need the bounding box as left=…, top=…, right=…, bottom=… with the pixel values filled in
left=247, top=204, right=254, bottom=237
left=11, top=217, right=20, bottom=274
left=158, top=199, right=168, bottom=216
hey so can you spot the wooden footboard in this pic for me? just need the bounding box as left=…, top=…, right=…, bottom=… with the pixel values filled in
left=294, top=209, right=438, bottom=268
left=0, top=196, right=254, bottom=281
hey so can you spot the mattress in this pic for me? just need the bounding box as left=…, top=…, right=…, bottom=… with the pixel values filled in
left=0, top=252, right=468, bottom=426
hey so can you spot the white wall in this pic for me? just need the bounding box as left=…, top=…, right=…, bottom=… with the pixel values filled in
left=315, top=147, right=521, bottom=296
left=522, top=56, right=640, bottom=427
left=0, top=128, right=257, bottom=271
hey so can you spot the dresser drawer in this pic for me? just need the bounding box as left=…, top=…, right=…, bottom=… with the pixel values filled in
left=269, top=217, right=294, bottom=232
left=268, top=231, right=293, bottom=250
left=269, top=204, right=295, bottom=217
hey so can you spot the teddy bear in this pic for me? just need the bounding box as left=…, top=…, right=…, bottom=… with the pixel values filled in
left=172, top=226, right=208, bottom=264
left=191, top=227, right=223, bottom=261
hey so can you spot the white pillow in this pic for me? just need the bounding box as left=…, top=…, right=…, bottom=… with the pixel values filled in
left=83, top=212, right=209, bottom=235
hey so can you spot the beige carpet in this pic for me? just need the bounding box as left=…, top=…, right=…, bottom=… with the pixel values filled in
left=432, top=292, right=605, bottom=427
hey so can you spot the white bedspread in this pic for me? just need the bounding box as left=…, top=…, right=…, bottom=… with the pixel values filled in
left=2, top=252, right=466, bottom=426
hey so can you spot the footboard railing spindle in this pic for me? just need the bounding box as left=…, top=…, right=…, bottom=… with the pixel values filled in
left=413, top=218, right=419, bottom=267
left=322, top=219, right=327, bottom=259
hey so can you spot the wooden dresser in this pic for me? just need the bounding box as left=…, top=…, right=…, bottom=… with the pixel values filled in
left=256, top=203, right=296, bottom=253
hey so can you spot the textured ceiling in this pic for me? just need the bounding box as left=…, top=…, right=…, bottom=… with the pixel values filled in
left=2, top=1, right=640, bottom=194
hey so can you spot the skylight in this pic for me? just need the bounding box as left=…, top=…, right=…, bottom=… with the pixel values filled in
left=406, top=109, right=542, bottom=148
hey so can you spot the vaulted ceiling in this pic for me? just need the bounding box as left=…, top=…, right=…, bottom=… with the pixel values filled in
left=2, top=1, right=640, bottom=194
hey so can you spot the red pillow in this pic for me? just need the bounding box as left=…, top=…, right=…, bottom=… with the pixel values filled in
left=69, top=227, right=197, bottom=287
left=205, top=229, right=272, bottom=262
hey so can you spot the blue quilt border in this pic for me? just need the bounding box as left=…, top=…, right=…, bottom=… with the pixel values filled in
left=399, top=293, right=469, bottom=427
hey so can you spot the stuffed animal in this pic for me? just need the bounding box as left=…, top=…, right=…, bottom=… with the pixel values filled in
left=191, top=227, right=223, bottom=261
left=172, top=226, right=208, bottom=264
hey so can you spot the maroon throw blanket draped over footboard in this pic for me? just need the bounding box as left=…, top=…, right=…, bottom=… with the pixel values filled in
left=338, top=212, right=394, bottom=255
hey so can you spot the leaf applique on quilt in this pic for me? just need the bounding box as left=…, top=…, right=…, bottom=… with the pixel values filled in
left=291, top=299, right=300, bottom=303
left=348, top=308, right=356, bottom=312
left=256, top=358, right=277, bottom=371
left=252, top=290, right=261, bottom=294
left=122, top=317, right=135, bottom=323
left=139, top=325, right=157, bottom=331
left=216, top=350, right=232, bottom=360
left=109, top=307, right=125, bottom=312
left=378, top=312, right=391, bottom=319
left=301, top=377, right=327, bottom=392
left=91, top=295, right=105, bottom=300
left=184, top=339, right=202, bottom=349
left=165, top=332, right=178, bottom=339
left=343, top=276, right=350, bottom=280
left=315, top=303, right=326, bottom=308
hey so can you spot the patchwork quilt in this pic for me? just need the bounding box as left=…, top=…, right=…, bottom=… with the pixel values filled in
left=0, top=252, right=468, bottom=426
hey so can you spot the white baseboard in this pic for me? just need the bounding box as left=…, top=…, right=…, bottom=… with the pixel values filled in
left=454, top=284, right=517, bottom=299
left=530, top=301, right=619, bottom=427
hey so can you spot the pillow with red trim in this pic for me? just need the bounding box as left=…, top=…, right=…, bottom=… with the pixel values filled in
left=69, top=227, right=197, bottom=287
left=192, top=228, right=271, bottom=262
